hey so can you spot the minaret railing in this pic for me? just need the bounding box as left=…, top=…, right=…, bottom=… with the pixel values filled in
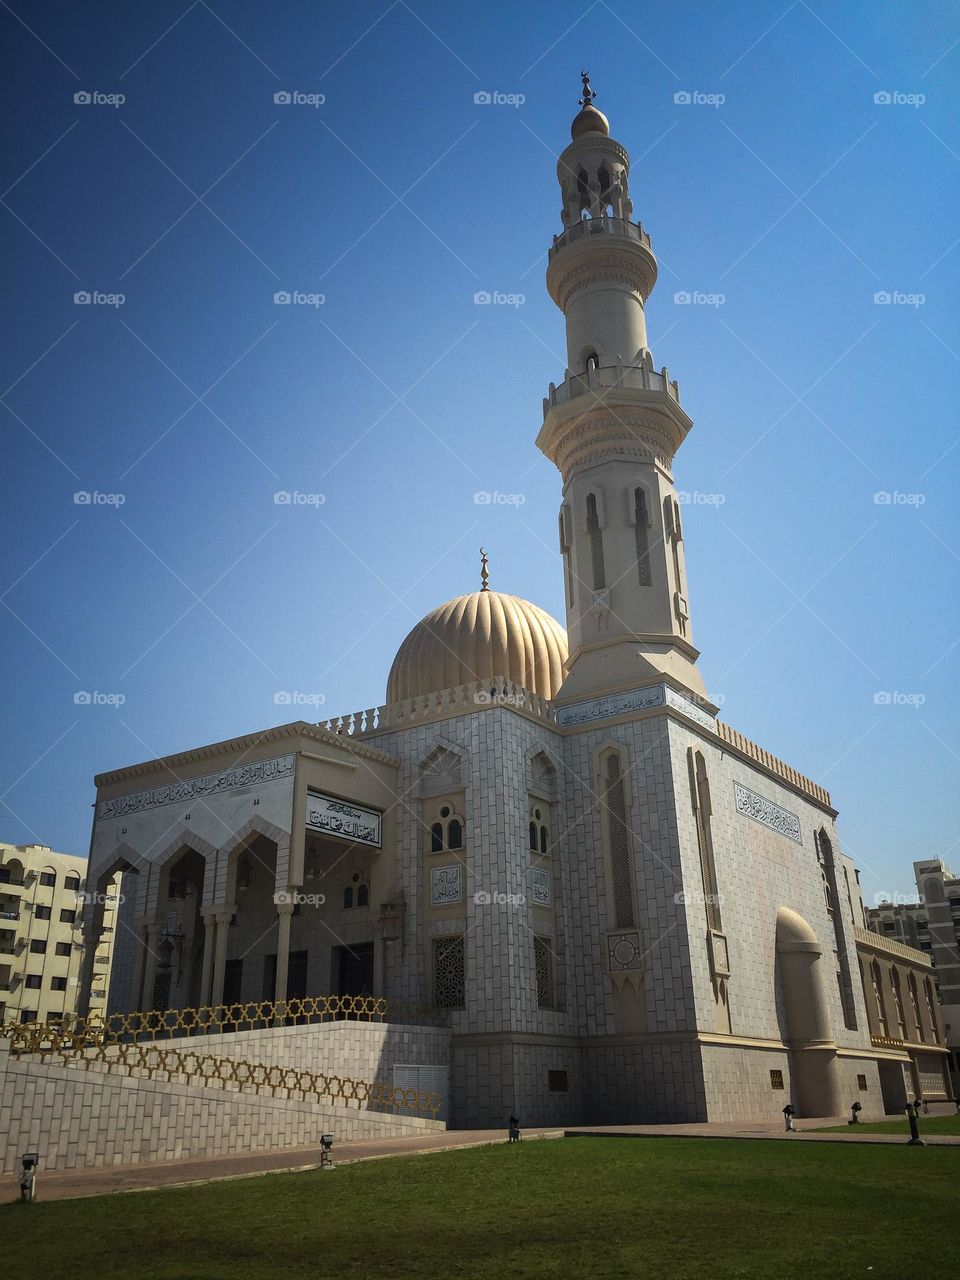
left=544, top=360, right=681, bottom=411
left=549, top=214, right=651, bottom=260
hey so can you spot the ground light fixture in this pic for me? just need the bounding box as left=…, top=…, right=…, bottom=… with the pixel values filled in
left=19, top=1152, right=38, bottom=1202
left=319, top=1134, right=334, bottom=1168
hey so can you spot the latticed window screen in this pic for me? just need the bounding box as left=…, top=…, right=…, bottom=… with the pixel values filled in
left=604, top=752, right=635, bottom=929
left=769, top=1069, right=784, bottom=1090
left=534, top=936, right=554, bottom=1009
left=634, top=488, right=651, bottom=586
left=586, top=493, right=605, bottom=590
left=432, top=936, right=465, bottom=1009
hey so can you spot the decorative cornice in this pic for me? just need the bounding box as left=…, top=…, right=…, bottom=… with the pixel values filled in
left=544, top=406, right=687, bottom=476
left=95, top=720, right=398, bottom=789
left=548, top=249, right=656, bottom=310
left=557, top=134, right=630, bottom=174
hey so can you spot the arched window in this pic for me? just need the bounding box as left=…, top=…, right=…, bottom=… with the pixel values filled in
left=891, top=968, right=907, bottom=1038
left=908, top=973, right=924, bottom=1041
left=529, top=806, right=550, bottom=858
left=634, top=488, right=651, bottom=586
left=871, top=961, right=888, bottom=1036
left=64, top=872, right=81, bottom=891
left=343, top=886, right=353, bottom=909
left=584, top=350, right=599, bottom=373
left=429, top=806, right=464, bottom=853
left=586, top=493, right=605, bottom=591
left=924, top=978, right=940, bottom=1042
left=356, top=883, right=369, bottom=908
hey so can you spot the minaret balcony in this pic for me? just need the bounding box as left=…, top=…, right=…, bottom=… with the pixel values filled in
left=548, top=215, right=651, bottom=262
left=543, top=360, right=680, bottom=415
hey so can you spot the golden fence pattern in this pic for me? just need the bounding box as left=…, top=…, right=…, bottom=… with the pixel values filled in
left=2, top=1027, right=442, bottom=1120
left=0, top=992, right=445, bottom=1049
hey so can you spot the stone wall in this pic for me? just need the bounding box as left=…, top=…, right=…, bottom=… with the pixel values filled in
left=0, top=1019, right=450, bottom=1174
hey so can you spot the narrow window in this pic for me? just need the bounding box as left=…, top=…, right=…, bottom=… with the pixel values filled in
left=343, top=886, right=353, bottom=909
left=688, top=749, right=721, bottom=932
left=447, top=819, right=463, bottom=850
left=356, top=883, right=369, bottom=908
left=559, top=510, right=575, bottom=608
left=539, top=825, right=548, bottom=855
left=908, top=974, right=924, bottom=1041
left=586, top=493, right=605, bottom=591
left=529, top=821, right=538, bottom=851
left=924, top=978, right=939, bottom=1042
left=634, top=488, right=651, bottom=586
left=534, top=936, right=555, bottom=1009
left=603, top=751, right=634, bottom=929
left=433, top=936, right=465, bottom=1009
left=891, top=968, right=907, bottom=1038
left=430, top=823, right=444, bottom=853
left=871, top=961, right=888, bottom=1036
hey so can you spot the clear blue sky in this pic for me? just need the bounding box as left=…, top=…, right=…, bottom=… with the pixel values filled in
left=2, top=1, right=957, bottom=908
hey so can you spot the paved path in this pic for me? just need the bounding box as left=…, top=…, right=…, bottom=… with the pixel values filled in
left=22, top=1113, right=959, bottom=1204
left=26, top=1128, right=564, bottom=1203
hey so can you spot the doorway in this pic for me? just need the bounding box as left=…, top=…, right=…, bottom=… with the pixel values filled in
left=335, top=942, right=374, bottom=997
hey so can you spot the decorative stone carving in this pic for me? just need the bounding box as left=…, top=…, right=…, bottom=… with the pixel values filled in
left=431, top=865, right=462, bottom=906
left=419, top=743, right=463, bottom=796
left=531, top=866, right=550, bottom=907
left=527, top=749, right=557, bottom=800
left=607, top=930, right=643, bottom=972
left=733, top=782, right=802, bottom=844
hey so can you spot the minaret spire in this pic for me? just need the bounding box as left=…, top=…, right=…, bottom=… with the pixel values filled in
left=536, top=78, right=710, bottom=709
left=479, top=547, right=490, bottom=592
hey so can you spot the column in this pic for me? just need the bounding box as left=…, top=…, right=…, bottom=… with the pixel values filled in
left=210, top=908, right=234, bottom=1010
left=198, top=908, right=218, bottom=1008
left=273, top=900, right=294, bottom=1020
left=138, top=919, right=161, bottom=1013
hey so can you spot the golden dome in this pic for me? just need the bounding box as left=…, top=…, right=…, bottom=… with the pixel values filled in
left=571, top=103, right=610, bottom=139
left=386, top=591, right=568, bottom=704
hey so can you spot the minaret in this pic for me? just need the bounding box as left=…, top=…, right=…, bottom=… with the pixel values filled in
left=537, top=74, right=710, bottom=708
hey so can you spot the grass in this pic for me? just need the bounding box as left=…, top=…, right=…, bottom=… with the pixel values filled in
left=811, top=1111, right=960, bottom=1137
left=2, top=1136, right=957, bottom=1279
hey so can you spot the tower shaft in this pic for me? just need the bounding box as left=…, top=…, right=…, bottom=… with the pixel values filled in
left=537, top=81, right=707, bottom=707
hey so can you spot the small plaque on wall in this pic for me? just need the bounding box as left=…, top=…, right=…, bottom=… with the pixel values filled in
left=431, top=865, right=462, bottom=906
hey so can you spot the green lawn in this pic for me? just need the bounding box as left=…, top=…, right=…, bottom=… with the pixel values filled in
left=812, top=1111, right=960, bottom=1137
left=2, top=1137, right=957, bottom=1279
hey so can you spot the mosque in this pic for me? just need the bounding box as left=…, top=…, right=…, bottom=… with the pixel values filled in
left=78, top=77, right=951, bottom=1127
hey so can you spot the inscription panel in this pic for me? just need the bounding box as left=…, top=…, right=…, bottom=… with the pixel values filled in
left=733, top=782, right=802, bottom=844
